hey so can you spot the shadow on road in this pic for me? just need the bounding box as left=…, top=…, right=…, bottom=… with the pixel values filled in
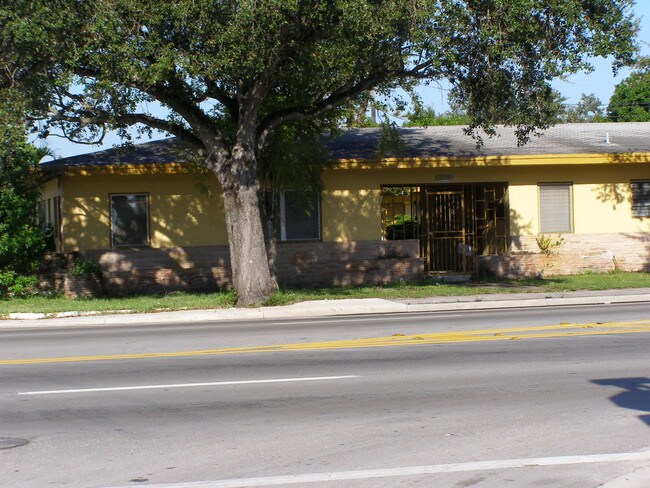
left=591, top=377, right=650, bottom=427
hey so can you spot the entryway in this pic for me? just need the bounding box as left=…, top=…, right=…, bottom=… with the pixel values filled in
left=381, top=183, right=510, bottom=274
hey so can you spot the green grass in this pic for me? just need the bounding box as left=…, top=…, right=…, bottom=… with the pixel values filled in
left=1, top=271, right=649, bottom=317
left=0, top=290, right=237, bottom=316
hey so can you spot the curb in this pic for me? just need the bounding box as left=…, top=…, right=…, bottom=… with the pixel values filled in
left=2, top=293, right=650, bottom=328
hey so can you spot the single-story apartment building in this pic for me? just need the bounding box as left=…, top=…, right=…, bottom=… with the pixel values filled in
left=39, top=122, right=650, bottom=295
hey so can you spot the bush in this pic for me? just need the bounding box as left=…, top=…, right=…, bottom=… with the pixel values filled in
left=385, top=215, right=420, bottom=240
left=0, top=97, right=49, bottom=296
left=70, top=256, right=101, bottom=276
left=0, top=271, right=37, bottom=298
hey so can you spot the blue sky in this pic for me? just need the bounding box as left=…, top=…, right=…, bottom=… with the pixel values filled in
left=45, top=3, right=650, bottom=160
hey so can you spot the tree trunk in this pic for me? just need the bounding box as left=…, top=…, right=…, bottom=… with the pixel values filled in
left=260, top=189, right=279, bottom=282
left=221, top=183, right=278, bottom=307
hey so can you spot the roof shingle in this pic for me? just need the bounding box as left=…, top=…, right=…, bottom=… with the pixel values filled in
left=41, top=122, right=650, bottom=170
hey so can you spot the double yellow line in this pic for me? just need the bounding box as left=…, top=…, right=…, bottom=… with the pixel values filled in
left=2, top=320, right=649, bottom=366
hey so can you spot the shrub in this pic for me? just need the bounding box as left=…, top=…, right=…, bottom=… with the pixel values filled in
left=70, top=256, right=101, bottom=276
left=385, top=214, right=420, bottom=240
left=0, top=271, right=37, bottom=298
left=0, top=95, right=49, bottom=296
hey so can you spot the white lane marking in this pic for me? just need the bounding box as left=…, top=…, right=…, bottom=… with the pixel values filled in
left=17, top=375, right=360, bottom=395
left=101, top=450, right=650, bottom=488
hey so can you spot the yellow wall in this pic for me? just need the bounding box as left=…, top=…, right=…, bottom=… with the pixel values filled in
left=60, top=172, right=227, bottom=251
left=511, top=164, right=650, bottom=235
left=56, top=155, right=650, bottom=251
left=42, top=178, right=60, bottom=199
left=322, top=162, right=650, bottom=239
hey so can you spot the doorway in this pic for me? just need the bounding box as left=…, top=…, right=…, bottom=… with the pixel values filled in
left=381, top=183, right=509, bottom=274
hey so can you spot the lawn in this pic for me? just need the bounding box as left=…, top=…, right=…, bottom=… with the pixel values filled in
left=1, top=272, right=649, bottom=317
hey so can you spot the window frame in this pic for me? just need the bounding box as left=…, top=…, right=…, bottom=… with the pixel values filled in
left=538, top=183, right=574, bottom=234
left=631, top=180, right=650, bottom=218
left=109, top=193, right=151, bottom=248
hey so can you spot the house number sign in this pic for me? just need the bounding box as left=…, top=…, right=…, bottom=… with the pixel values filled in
left=435, top=174, right=454, bottom=182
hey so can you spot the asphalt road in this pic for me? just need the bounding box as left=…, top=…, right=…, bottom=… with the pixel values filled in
left=1, top=304, right=649, bottom=488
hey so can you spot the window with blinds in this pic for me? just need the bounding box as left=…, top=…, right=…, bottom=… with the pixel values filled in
left=631, top=181, right=650, bottom=218
left=539, top=184, right=573, bottom=233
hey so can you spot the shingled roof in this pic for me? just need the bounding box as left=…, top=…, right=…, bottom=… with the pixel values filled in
left=41, top=137, right=183, bottom=170
left=41, top=122, right=650, bottom=170
left=326, top=122, right=650, bottom=160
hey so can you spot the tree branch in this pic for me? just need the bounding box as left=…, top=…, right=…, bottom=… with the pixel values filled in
left=205, top=80, right=238, bottom=117
left=70, top=63, right=227, bottom=156
left=255, top=59, right=439, bottom=153
left=49, top=108, right=203, bottom=149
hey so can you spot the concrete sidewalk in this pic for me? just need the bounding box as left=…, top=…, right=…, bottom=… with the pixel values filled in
left=2, top=287, right=650, bottom=328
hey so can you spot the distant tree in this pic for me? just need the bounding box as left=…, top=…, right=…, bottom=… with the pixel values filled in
left=607, top=58, right=650, bottom=122
left=562, top=93, right=607, bottom=123
left=1, top=0, right=639, bottom=305
left=403, top=104, right=471, bottom=127
left=0, top=92, right=48, bottom=296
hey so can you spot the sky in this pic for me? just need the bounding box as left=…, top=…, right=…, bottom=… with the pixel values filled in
left=44, top=3, right=650, bottom=160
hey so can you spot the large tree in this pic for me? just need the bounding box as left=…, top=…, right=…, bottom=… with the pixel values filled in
left=0, top=0, right=638, bottom=305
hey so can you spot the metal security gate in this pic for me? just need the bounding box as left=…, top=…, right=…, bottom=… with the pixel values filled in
left=423, top=189, right=472, bottom=273
left=381, top=183, right=509, bottom=275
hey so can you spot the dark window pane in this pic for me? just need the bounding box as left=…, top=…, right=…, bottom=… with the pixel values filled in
left=52, top=196, right=61, bottom=238
left=37, top=201, right=47, bottom=227
left=111, top=194, right=149, bottom=247
left=632, top=181, right=650, bottom=218
left=284, top=192, right=320, bottom=241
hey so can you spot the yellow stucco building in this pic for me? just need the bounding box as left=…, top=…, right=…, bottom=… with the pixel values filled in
left=40, top=123, right=650, bottom=293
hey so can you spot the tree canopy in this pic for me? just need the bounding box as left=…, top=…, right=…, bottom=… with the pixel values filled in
left=607, top=58, right=650, bottom=122
left=561, top=93, right=607, bottom=123
left=402, top=105, right=472, bottom=127
left=0, top=0, right=639, bottom=305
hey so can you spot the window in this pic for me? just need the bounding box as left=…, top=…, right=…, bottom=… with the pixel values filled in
left=46, top=198, right=52, bottom=226
left=37, top=197, right=61, bottom=239
left=278, top=192, right=320, bottom=241
left=37, top=201, right=47, bottom=228
left=539, top=184, right=573, bottom=233
left=381, top=186, right=420, bottom=240
left=52, top=196, right=61, bottom=239
left=110, top=194, right=150, bottom=247
left=631, top=181, right=650, bottom=218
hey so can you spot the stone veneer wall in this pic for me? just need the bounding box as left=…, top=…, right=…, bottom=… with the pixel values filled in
left=274, top=240, right=422, bottom=288
left=477, top=233, right=650, bottom=278
left=38, top=252, right=104, bottom=298
left=75, top=239, right=422, bottom=296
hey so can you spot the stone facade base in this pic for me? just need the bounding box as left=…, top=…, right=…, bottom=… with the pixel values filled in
left=38, top=252, right=104, bottom=298
left=275, top=240, right=422, bottom=288
left=66, top=239, right=424, bottom=296
left=477, top=233, right=650, bottom=278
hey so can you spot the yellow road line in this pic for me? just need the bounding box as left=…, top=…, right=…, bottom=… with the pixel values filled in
left=2, top=320, right=649, bottom=365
